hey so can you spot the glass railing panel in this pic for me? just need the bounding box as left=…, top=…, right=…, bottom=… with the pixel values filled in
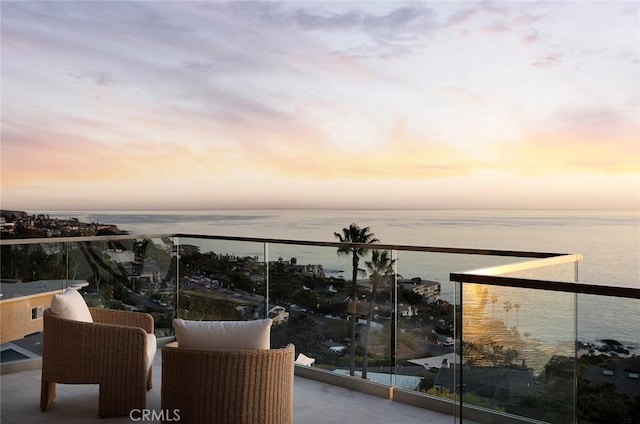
left=392, top=252, right=532, bottom=396
left=176, top=237, right=266, bottom=324
left=62, top=237, right=177, bottom=336
left=461, top=283, right=577, bottom=423
left=6, top=234, right=635, bottom=424
left=0, top=240, right=68, bottom=285
left=356, top=248, right=396, bottom=388
left=391, top=250, right=458, bottom=398
left=398, top=250, right=531, bottom=285
left=1, top=241, right=68, bottom=350
left=265, top=242, right=369, bottom=377
left=576, top=293, right=640, bottom=424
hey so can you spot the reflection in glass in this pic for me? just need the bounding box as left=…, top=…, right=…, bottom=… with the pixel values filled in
left=176, top=238, right=265, bottom=325
left=576, top=294, right=640, bottom=424
left=461, top=284, right=576, bottom=423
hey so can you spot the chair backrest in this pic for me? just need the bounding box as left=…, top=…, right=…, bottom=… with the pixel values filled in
left=41, top=308, right=101, bottom=383
left=161, top=342, right=295, bottom=424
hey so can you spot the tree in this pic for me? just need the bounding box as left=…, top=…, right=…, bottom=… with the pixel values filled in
left=503, top=301, right=513, bottom=328
left=491, top=294, right=498, bottom=318
left=463, top=339, right=519, bottom=367
left=334, top=223, right=379, bottom=376
left=271, top=313, right=323, bottom=354
left=577, top=380, right=639, bottom=424
left=363, top=250, right=395, bottom=379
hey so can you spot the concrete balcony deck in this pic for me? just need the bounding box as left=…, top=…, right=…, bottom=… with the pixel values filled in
left=1, top=354, right=467, bottom=424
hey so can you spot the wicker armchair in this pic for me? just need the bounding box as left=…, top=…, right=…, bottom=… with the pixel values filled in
left=40, top=307, right=155, bottom=418
left=161, top=342, right=294, bottom=424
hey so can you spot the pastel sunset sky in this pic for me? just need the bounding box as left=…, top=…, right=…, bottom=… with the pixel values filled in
left=1, top=1, right=638, bottom=211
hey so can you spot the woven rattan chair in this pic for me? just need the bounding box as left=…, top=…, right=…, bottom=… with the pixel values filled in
left=40, top=307, right=155, bottom=418
left=161, top=342, right=294, bottom=424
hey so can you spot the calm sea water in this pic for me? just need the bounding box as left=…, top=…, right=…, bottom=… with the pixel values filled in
left=56, top=209, right=638, bottom=283
left=48, top=209, right=639, bottom=353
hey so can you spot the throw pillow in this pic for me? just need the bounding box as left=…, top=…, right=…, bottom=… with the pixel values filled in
left=173, top=318, right=272, bottom=349
left=50, top=288, right=93, bottom=322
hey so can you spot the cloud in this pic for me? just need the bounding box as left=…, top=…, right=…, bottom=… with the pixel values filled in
left=548, top=106, right=639, bottom=147
left=1, top=112, right=474, bottom=191
left=531, top=54, right=562, bottom=68
left=439, top=86, right=487, bottom=109
left=490, top=112, right=639, bottom=175
left=482, top=19, right=510, bottom=33
left=0, top=124, right=232, bottom=187
left=224, top=3, right=440, bottom=60
left=67, top=71, right=120, bottom=86
left=442, top=2, right=542, bottom=33
left=332, top=39, right=416, bottom=61
left=521, top=28, right=541, bottom=45
left=288, top=4, right=437, bottom=41
left=182, top=61, right=223, bottom=76
left=445, top=7, right=478, bottom=27
left=2, top=1, right=638, bottom=211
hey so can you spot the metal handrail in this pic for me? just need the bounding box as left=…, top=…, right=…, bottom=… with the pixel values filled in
left=2, top=233, right=638, bottom=299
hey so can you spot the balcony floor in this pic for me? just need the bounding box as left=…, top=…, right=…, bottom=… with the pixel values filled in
left=1, top=354, right=466, bottom=424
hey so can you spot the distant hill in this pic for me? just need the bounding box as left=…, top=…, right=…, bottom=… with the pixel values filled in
left=1, top=210, right=127, bottom=238
left=0, top=210, right=28, bottom=218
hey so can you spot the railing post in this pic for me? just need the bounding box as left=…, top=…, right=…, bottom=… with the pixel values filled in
left=391, top=250, right=398, bottom=383
left=573, top=259, right=579, bottom=424
left=64, top=241, right=69, bottom=281
left=457, top=279, right=463, bottom=424
left=173, top=236, right=180, bottom=318
left=264, top=242, right=269, bottom=320
left=175, top=236, right=180, bottom=319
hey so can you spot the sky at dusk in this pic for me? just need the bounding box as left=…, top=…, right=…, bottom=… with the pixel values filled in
left=1, top=1, right=639, bottom=211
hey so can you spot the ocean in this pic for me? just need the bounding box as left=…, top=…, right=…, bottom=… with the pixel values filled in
left=47, top=209, right=639, bottom=356
left=54, top=209, right=638, bottom=284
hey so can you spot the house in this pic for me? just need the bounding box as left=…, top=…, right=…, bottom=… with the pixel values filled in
left=582, top=357, right=640, bottom=397
left=104, top=249, right=135, bottom=263
left=399, top=304, right=419, bottom=317
left=434, top=363, right=535, bottom=399
left=409, top=353, right=461, bottom=370
left=0, top=280, right=88, bottom=344
left=290, top=264, right=325, bottom=278
left=267, top=305, right=289, bottom=325
left=399, top=278, right=441, bottom=303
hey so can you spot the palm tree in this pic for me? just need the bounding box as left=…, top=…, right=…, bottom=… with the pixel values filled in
left=491, top=294, right=498, bottom=318
left=503, top=301, right=513, bottom=328
left=363, top=250, right=395, bottom=379
left=514, top=303, right=521, bottom=329
left=335, top=223, right=379, bottom=376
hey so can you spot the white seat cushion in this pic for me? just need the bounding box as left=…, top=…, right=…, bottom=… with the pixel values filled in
left=173, top=318, right=272, bottom=350
left=146, top=334, right=157, bottom=371
left=50, top=288, right=93, bottom=322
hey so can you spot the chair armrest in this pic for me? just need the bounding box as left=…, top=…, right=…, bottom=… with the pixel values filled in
left=90, top=308, right=154, bottom=334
